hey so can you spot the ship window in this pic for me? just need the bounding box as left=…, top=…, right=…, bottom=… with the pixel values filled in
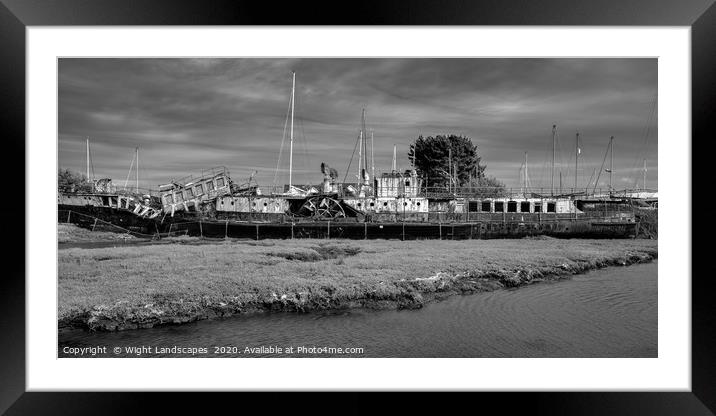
left=507, top=201, right=517, bottom=212
left=481, top=201, right=491, bottom=212
left=206, top=181, right=214, bottom=191
left=383, top=202, right=388, bottom=207
left=175, top=192, right=184, bottom=202
left=405, top=180, right=411, bottom=187
left=494, top=201, right=504, bottom=212
left=216, top=178, right=225, bottom=187
left=357, top=203, right=362, bottom=207
left=468, top=201, right=478, bottom=212
left=230, top=200, right=234, bottom=205
left=369, top=202, right=374, bottom=207
left=194, top=184, right=203, bottom=195
left=163, top=194, right=174, bottom=205
left=547, top=202, right=556, bottom=213
left=520, top=202, right=531, bottom=212
left=416, top=202, right=421, bottom=206
left=534, top=202, right=542, bottom=213
left=185, top=188, right=194, bottom=198
left=404, top=202, right=408, bottom=206
left=263, top=202, right=267, bottom=207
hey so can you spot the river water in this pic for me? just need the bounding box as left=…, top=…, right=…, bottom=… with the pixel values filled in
left=59, top=261, right=657, bottom=358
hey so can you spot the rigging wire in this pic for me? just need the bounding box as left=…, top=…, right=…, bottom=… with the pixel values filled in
left=88, top=140, right=96, bottom=182
left=342, top=132, right=361, bottom=184
left=273, top=90, right=292, bottom=187
left=628, top=91, right=657, bottom=188
left=296, top=91, right=311, bottom=186
left=124, top=149, right=135, bottom=190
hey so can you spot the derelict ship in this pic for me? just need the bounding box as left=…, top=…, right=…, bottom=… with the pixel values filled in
left=58, top=73, right=655, bottom=240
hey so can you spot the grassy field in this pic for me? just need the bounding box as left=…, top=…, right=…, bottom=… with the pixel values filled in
left=58, top=223, right=139, bottom=243
left=58, top=233, right=658, bottom=331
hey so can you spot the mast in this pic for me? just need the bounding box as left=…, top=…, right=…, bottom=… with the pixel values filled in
left=289, top=71, right=295, bottom=189
left=136, top=146, right=139, bottom=193
left=609, top=136, right=614, bottom=191
left=574, top=131, right=579, bottom=192
left=559, top=171, right=563, bottom=195
left=551, top=125, right=556, bottom=196
left=361, top=108, right=368, bottom=177
left=358, top=130, right=363, bottom=182
left=86, top=137, right=90, bottom=182
left=392, top=144, right=397, bottom=172
left=448, top=147, right=452, bottom=194
left=371, top=130, right=375, bottom=184
left=524, top=151, right=529, bottom=195
left=643, top=158, right=647, bottom=190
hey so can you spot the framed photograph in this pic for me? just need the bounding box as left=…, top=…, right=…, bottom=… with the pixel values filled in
left=3, top=0, right=712, bottom=413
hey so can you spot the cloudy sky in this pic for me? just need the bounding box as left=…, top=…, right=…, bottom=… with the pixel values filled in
left=58, top=58, right=657, bottom=191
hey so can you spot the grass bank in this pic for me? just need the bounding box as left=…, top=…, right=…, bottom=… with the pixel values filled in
left=58, top=237, right=658, bottom=331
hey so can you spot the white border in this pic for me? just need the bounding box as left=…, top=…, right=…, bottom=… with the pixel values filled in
left=27, top=27, right=690, bottom=391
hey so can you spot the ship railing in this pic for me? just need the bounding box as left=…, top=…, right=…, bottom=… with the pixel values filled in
left=418, top=187, right=657, bottom=200
left=167, top=166, right=231, bottom=187
left=59, top=185, right=161, bottom=198
left=214, top=182, right=658, bottom=201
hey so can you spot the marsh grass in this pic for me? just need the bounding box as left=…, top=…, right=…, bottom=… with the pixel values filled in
left=58, top=238, right=658, bottom=330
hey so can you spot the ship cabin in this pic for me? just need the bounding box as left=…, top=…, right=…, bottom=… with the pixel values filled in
left=464, top=198, right=575, bottom=214
left=376, top=170, right=420, bottom=198
left=159, top=167, right=232, bottom=215
left=343, top=170, right=429, bottom=216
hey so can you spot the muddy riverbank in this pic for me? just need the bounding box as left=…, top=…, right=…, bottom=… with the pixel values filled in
left=58, top=237, right=658, bottom=332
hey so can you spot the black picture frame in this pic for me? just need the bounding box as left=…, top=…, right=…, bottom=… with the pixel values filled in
left=2, top=0, right=712, bottom=414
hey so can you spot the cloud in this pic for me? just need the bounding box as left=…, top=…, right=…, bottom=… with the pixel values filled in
left=59, top=58, right=657, bottom=190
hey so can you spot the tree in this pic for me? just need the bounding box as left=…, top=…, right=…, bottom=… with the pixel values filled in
left=476, top=175, right=507, bottom=197
left=58, top=168, right=93, bottom=193
left=407, top=134, right=486, bottom=187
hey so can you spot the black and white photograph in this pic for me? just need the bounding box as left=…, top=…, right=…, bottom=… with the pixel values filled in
left=56, top=57, right=659, bottom=358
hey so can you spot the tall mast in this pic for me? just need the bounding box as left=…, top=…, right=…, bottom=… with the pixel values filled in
left=392, top=144, right=397, bottom=172
left=551, top=125, right=556, bottom=196
left=574, top=131, right=579, bottom=191
left=609, top=136, right=614, bottom=191
left=361, top=108, right=368, bottom=176
left=136, top=146, right=139, bottom=193
left=86, top=137, right=90, bottom=182
left=289, top=71, right=295, bottom=189
left=559, top=171, right=563, bottom=195
left=448, top=147, right=452, bottom=194
left=524, top=151, right=529, bottom=195
left=370, top=129, right=375, bottom=184
left=643, top=158, right=647, bottom=190
left=358, top=130, right=363, bottom=182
